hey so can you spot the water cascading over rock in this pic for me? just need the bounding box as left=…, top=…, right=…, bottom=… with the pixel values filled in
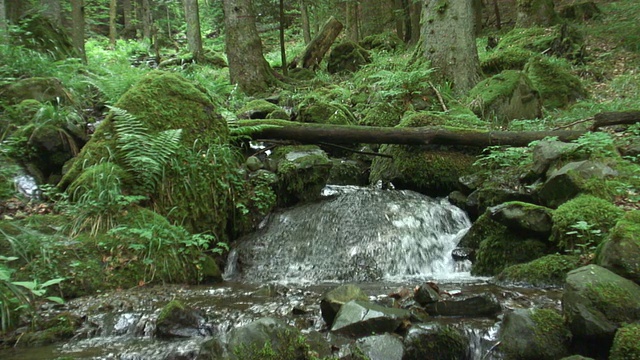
left=229, top=186, right=471, bottom=283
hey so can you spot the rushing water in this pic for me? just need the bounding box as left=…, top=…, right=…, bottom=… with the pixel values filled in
left=228, top=185, right=472, bottom=283
left=0, top=185, right=563, bottom=360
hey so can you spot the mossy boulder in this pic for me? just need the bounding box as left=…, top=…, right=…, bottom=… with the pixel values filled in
left=237, top=99, right=288, bottom=120
left=596, top=210, right=640, bottom=284
left=467, top=70, right=542, bottom=124
left=226, top=317, right=305, bottom=360
left=298, top=101, right=354, bottom=125
left=403, top=325, right=469, bottom=360
left=563, top=265, right=640, bottom=357
left=328, top=159, right=368, bottom=186
left=488, top=201, right=553, bottom=237
left=481, top=47, right=535, bottom=75
left=155, top=300, right=207, bottom=338
left=0, top=77, right=71, bottom=105
left=500, top=308, right=570, bottom=360
left=496, top=254, right=582, bottom=287
left=360, top=32, right=403, bottom=51
left=327, top=41, right=371, bottom=74
left=525, top=56, right=587, bottom=109
left=516, top=0, right=559, bottom=28
left=538, top=160, right=619, bottom=208
left=550, top=194, right=624, bottom=252
left=359, top=102, right=404, bottom=127
left=14, top=313, right=83, bottom=348
left=269, top=145, right=332, bottom=206
left=609, top=323, right=640, bottom=360
left=493, top=25, right=585, bottom=62
left=320, top=284, right=369, bottom=327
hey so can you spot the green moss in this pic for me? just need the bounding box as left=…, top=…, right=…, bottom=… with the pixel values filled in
left=481, top=47, right=535, bottom=75
left=609, top=323, right=640, bottom=360
left=359, top=102, right=403, bottom=127
left=458, top=212, right=506, bottom=249
left=585, top=281, right=638, bottom=323
left=16, top=313, right=82, bottom=347
left=473, top=233, right=549, bottom=276
left=530, top=309, right=570, bottom=358
left=360, top=32, right=403, bottom=51
left=299, top=101, right=354, bottom=125
left=405, top=326, right=468, bottom=360
left=551, top=195, right=624, bottom=251
left=497, top=254, right=582, bottom=287
left=157, top=300, right=186, bottom=324
left=238, top=99, right=285, bottom=119
left=327, top=41, right=371, bottom=74
left=496, top=27, right=552, bottom=53
left=271, top=145, right=331, bottom=206
left=468, top=70, right=529, bottom=109
left=525, top=56, right=587, bottom=109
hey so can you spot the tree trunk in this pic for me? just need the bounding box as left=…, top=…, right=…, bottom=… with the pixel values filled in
left=0, top=0, right=7, bottom=42
left=109, top=0, right=117, bottom=46
left=122, top=0, right=134, bottom=37
left=41, top=0, right=61, bottom=25
left=592, top=111, right=640, bottom=130
left=345, top=0, right=359, bottom=42
left=300, top=0, right=311, bottom=44
left=184, top=0, right=203, bottom=62
left=6, top=0, right=28, bottom=23
left=516, top=0, right=557, bottom=28
left=279, top=0, right=287, bottom=75
left=408, top=0, right=421, bottom=45
left=420, top=0, right=481, bottom=93
left=240, top=120, right=587, bottom=147
left=359, top=0, right=394, bottom=37
left=289, top=16, right=343, bottom=70
left=140, top=0, right=152, bottom=42
left=223, top=0, right=278, bottom=95
left=493, top=0, right=502, bottom=30
left=394, top=0, right=404, bottom=40
left=71, top=0, right=87, bottom=63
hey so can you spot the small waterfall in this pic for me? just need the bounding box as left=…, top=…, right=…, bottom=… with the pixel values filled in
left=230, top=185, right=471, bottom=283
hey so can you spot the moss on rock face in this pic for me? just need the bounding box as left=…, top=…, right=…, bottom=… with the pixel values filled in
left=496, top=254, right=582, bottom=287
left=525, top=56, right=587, bottom=109
left=481, top=47, right=535, bottom=75
left=359, top=102, right=404, bottom=127
left=298, top=101, right=354, bottom=125
left=404, top=325, right=469, bottom=360
left=360, top=32, right=403, bottom=51
left=596, top=210, right=640, bottom=284
left=327, top=41, right=371, bottom=74
left=609, top=323, right=640, bottom=360
left=237, top=99, right=288, bottom=120
left=15, top=313, right=82, bottom=347
left=473, top=233, right=549, bottom=276
left=500, top=308, right=570, bottom=360
left=551, top=195, right=624, bottom=252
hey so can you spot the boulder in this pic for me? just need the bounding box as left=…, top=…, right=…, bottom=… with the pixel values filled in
left=528, top=140, right=580, bottom=178
left=320, top=284, right=369, bottom=327
left=466, top=186, right=535, bottom=219
left=563, top=265, right=640, bottom=356
left=330, top=300, right=410, bottom=338
left=488, top=201, right=553, bottom=237
left=414, top=283, right=441, bottom=306
left=423, top=294, right=502, bottom=317
left=499, top=308, right=570, bottom=360
left=237, top=99, right=288, bottom=120
left=0, top=77, right=71, bottom=105
left=538, top=160, right=618, bottom=208
left=609, top=323, right=640, bottom=360
left=155, top=300, right=209, bottom=338
left=403, top=324, right=469, bottom=360
left=298, top=101, right=354, bottom=125
left=327, top=41, right=371, bottom=74
left=353, top=333, right=404, bottom=360
left=269, top=145, right=332, bottom=206
left=226, top=317, right=305, bottom=360
left=496, top=254, right=582, bottom=287
left=596, top=210, right=640, bottom=284
left=525, top=56, right=587, bottom=109
left=467, top=70, right=542, bottom=124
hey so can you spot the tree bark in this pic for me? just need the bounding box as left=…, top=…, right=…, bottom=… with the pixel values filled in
left=41, top=0, right=61, bottom=25
left=122, top=0, right=134, bottom=37
left=184, top=0, right=203, bottom=62
left=140, top=0, right=152, bottom=42
left=223, top=0, right=278, bottom=95
left=408, top=0, right=421, bottom=45
left=0, top=0, right=7, bottom=42
left=300, top=0, right=311, bottom=44
left=346, top=0, right=359, bottom=42
left=240, top=120, right=587, bottom=147
left=394, top=0, right=404, bottom=40
left=359, top=0, right=394, bottom=37
left=420, top=0, right=481, bottom=93
left=109, top=0, right=117, bottom=46
left=591, top=111, right=640, bottom=130
left=71, top=0, right=87, bottom=63
left=289, top=16, right=343, bottom=70
left=279, top=0, right=288, bottom=75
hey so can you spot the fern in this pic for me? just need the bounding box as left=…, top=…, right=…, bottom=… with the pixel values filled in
left=109, top=106, right=182, bottom=193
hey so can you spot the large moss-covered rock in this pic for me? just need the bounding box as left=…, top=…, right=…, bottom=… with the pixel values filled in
left=496, top=254, right=582, bottom=287
left=467, top=70, right=542, bottom=124
left=226, top=317, right=306, bottom=360
left=563, top=265, right=640, bottom=356
left=500, top=308, right=570, bottom=360
left=550, top=194, right=624, bottom=252
left=596, top=210, right=640, bottom=284
left=359, top=102, right=403, bottom=127
left=488, top=201, right=553, bottom=237
left=320, top=284, right=369, bottom=327
left=330, top=300, right=410, bottom=338
left=269, top=145, right=332, bottom=206
left=609, top=323, right=640, bottom=360
left=481, top=47, right=535, bottom=75
left=403, top=325, right=469, bottom=360
left=156, top=300, right=207, bottom=338
left=298, top=101, right=354, bottom=125
left=525, top=56, right=587, bottom=109
left=237, top=99, right=288, bottom=120
left=327, top=41, right=371, bottom=74
left=0, top=77, right=72, bottom=105
left=538, top=160, right=618, bottom=208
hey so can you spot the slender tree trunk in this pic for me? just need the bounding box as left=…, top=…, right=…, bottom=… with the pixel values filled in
left=123, top=0, right=133, bottom=35
left=141, top=0, right=152, bottom=42
left=300, top=0, right=311, bottom=44
left=346, top=0, right=359, bottom=42
left=71, top=0, right=87, bottom=63
left=359, top=0, right=394, bottom=37
left=408, top=0, right=421, bottom=45
left=41, top=0, right=61, bottom=25
left=109, top=0, right=117, bottom=46
left=223, top=0, right=278, bottom=95
left=420, top=0, right=481, bottom=93
left=279, top=0, right=287, bottom=75
left=493, top=0, right=501, bottom=30
left=0, top=0, right=7, bottom=42
left=184, top=0, right=203, bottom=61
left=394, top=0, right=404, bottom=40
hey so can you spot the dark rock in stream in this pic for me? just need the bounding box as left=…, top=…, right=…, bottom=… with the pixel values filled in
left=320, top=284, right=369, bottom=327
left=414, top=283, right=441, bottom=306
left=330, top=300, right=410, bottom=338
left=423, top=294, right=502, bottom=317
left=353, top=333, right=404, bottom=360
left=403, top=324, right=469, bottom=360
left=156, top=300, right=210, bottom=339
left=499, top=308, right=570, bottom=360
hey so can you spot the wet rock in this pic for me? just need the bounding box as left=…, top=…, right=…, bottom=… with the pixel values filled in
left=488, top=201, right=553, bottom=236
left=414, top=283, right=441, bottom=306
left=156, top=300, right=209, bottom=338
left=423, top=294, right=502, bottom=317
left=448, top=191, right=468, bottom=211
left=596, top=210, right=640, bottom=285
left=245, top=156, right=263, bottom=172
left=499, top=308, right=570, bottom=360
left=403, top=324, right=469, bottom=360
left=466, top=186, right=535, bottom=219
left=563, top=265, right=640, bottom=357
left=226, top=317, right=305, bottom=360
left=538, top=160, right=618, bottom=208
left=459, top=174, right=484, bottom=194
left=452, top=247, right=476, bottom=262
left=330, top=300, right=410, bottom=338
left=320, top=285, right=369, bottom=327
left=354, top=333, right=404, bottom=360
left=328, top=159, right=368, bottom=186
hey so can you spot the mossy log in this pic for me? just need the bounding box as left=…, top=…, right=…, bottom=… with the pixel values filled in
left=591, top=111, right=640, bottom=130
left=289, top=16, right=343, bottom=70
left=242, top=120, right=584, bottom=147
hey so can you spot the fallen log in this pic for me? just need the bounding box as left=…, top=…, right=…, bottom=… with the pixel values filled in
left=591, top=111, right=640, bottom=130
left=240, top=120, right=586, bottom=147
left=288, top=16, right=343, bottom=70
